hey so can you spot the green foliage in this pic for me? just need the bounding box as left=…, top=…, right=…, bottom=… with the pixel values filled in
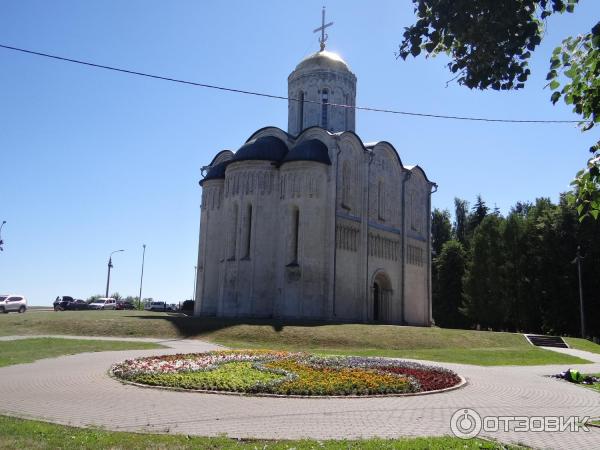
left=568, top=154, right=600, bottom=221
left=467, top=195, right=489, bottom=237
left=547, top=23, right=600, bottom=221
left=462, top=215, right=509, bottom=329
left=86, top=294, right=102, bottom=303
left=547, top=24, right=599, bottom=130
left=398, top=0, right=578, bottom=90
left=452, top=197, right=469, bottom=245
left=432, top=194, right=600, bottom=338
left=433, top=240, right=467, bottom=328
left=400, top=3, right=598, bottom=222
left=431, top=208, right=452, bottom=255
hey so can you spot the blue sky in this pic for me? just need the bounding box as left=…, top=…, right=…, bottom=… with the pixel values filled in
left=1, top=1, right=598, bottom=306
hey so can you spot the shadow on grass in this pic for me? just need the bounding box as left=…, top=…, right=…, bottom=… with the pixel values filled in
left=124, top=313, right=369, bottom=338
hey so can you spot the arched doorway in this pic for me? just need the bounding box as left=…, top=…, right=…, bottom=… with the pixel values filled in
left=373, top=282, right=381, bottom=321
left=372, top=271, right=392, bottom=322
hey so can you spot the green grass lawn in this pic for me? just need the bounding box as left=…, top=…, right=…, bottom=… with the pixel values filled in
left=0, top=337, right=163, bottom=367
left=0, top=310, right=596, bottom=365
left=0, top=415, right=522, bottom=449
left=583, top=373, right=600, bottom=393
left=566, top=337, right=600, bottom=354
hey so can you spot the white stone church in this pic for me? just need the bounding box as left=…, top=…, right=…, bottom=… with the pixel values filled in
left=194, top=24, right=435, bottom=326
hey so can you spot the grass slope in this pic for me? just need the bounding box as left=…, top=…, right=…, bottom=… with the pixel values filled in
left=0, top=415, right=523, bottom=449
left=0, top=311, right=595, bottom=365
left=0, top=337, right=162, bottom=367
left=566, top=337, right=600, bottom=354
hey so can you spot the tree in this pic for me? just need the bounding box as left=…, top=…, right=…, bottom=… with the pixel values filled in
left=398, top=1, right=599, bottom=221
left=467, top=195, right=489, bottom=236
left=462, top=215, right=509, bottom=329
left=86, top=294, right=102, bottom=304
left=397, top=0, right=578, bottom=90
left=453, top=197, right=469, bottom=245
left=431, top=208, right=452, bottom=256
left=549, top=24, right=600, bottom=221
left=433, top=240, right=468, bottom=328
left=502, top=208, right=539, bottom=332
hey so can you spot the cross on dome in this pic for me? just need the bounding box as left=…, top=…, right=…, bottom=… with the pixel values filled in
left=313, top=6, right=334, bottom=51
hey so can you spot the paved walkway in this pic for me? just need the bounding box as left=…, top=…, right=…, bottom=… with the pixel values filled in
left=0, top=335, right=599, bottom=449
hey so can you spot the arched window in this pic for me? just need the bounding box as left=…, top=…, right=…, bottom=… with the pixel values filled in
left=321, top=89, right=329, bottom=130
left=298, top=91, right=304, bottom=132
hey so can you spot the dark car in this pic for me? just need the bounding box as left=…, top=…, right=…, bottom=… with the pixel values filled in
left=116, top=301, right=136, bottom=310
left=65, top=299, right=89, bottom=310
left=54, top=297, right=89, bottom=311
left=53, top=296, right=74, bottom=311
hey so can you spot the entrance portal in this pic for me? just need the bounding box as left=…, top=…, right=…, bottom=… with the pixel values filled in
left=373, top=282, right=380, bottom=321
left=372, top=271, right=392, bottom=322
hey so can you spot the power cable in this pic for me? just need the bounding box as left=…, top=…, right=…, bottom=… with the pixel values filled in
left=0, top=43, right=582, bottom=124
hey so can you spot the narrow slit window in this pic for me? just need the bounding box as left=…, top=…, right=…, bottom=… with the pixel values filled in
left=244, top=204, right=252, bottom=258
left=342, top=160, right=351, bottom=210
left=230, top=204, right=238, bottom=260
left=291, top=207, right=300, bottom=264
left=344, top=93, right=349, bottom=130
left=378, top=180, right=385, bottom=220
left=298, top=91, right=304, bottom=132
left=321, top=89, right=328, bottom=130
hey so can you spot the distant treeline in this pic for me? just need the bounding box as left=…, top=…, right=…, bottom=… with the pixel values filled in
left=432, top=195, right=599, bottom=339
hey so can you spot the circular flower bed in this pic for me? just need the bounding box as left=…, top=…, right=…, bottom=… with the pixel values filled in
left=111, top=350, right=462, bottom=396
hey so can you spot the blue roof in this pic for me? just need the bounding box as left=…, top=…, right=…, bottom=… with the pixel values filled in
left=282, top=139, right=331, bottom=165
left=199, top=160, right=230, bottom=185
left=232, top=136, right=288, bottom=163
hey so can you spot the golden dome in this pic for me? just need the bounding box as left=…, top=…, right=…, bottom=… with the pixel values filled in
left=295, top=50, right=351, bottom=72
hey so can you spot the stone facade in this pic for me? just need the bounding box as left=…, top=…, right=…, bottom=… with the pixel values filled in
left=195, top=49, right=435, bottom=326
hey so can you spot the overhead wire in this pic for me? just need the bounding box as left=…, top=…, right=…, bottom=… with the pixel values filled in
left=0, top=43, right=582, bottom=124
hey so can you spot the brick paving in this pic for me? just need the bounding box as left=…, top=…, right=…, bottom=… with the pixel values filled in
left=0, top=335, right=599, bottom=449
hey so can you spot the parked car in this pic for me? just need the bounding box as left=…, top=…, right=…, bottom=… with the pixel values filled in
left=0, top=294, right=27, bottom=313
left=54, top=296, right=89, bottom=311
left=89, top=297, right=117, bottom=310
left=54, top=296, right=75, bottom=311
left=116, top=301, right=136, bottom=310
left=145, top=301, right=167, bottom=312
left=63, top=299, right=89, bottom=311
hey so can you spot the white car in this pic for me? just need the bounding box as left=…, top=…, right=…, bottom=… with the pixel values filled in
left=89, top=297, right=117, bottom=310
left=0, top=294, right=27, bottom=313
left=145, top=301, right=167, bottom=312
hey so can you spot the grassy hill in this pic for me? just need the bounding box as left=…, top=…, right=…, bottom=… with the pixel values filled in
left=0, top=310, right=597, bottom=365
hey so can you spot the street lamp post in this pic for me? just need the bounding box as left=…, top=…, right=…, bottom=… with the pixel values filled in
left=573, top=246, right=586, bottom=338
left=0, top=221, right=6, bottom=251
left=138, top=244, right=146, bottom=309
left=105, top=249, right=124, bottom=298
